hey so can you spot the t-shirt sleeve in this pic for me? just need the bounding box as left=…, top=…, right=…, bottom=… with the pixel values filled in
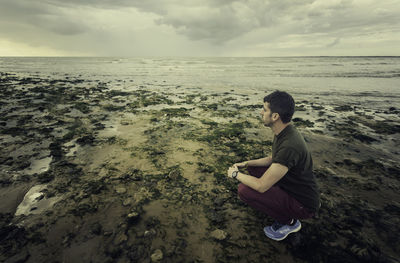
left=272, top=147, right=299, bottom=169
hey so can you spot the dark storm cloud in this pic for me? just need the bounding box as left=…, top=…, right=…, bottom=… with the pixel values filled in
left=0, top=0, right=88, bottom=36
left=0, top=0, right=319, bottom=42
left=1, top=0, right=399, bottom=41
left=302, top=1, right=400, bottom=35
left=103, top=0, right=400, bottom=44
left=132, top=0, right=318, bottom=42
left=0, top=0, right=399, bottom=55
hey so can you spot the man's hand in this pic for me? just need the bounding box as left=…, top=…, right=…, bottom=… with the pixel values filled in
left=227, top=166, right=238, bottom=178
left=233, top=161, right=248, bottom=168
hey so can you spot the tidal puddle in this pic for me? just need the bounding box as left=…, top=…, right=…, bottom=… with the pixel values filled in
left=24, top=156, right=53, bottom=175
left=15, top=184, right=61, bottom=216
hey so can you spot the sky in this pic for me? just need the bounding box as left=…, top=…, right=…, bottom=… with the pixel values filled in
left=0, top=0, right=399, bottom=56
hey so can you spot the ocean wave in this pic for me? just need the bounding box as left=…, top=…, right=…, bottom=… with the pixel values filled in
left=274, top=72, right=400, bottom=78
left=293, top=90, right=400, bottom=99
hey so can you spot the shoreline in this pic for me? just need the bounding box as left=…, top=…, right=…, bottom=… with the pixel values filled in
left=1, top=72, right=399, bottom=262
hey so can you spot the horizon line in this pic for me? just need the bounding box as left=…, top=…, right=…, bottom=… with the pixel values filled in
left=1, top=55, right=400, bottom=58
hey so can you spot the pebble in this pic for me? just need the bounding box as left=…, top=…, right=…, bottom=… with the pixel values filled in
left=210, top=229, right=227, bottom=240
left=122, top=199, right=132, bottom=206
left=144, top=229, right=156, bottom=238
left=116, top=187, right=127, bottom=194
left=103, top=231, right=113, bottom=237
left=324, top=167, right=336, bottom=176
left=151, top=249, right=163, bottom=262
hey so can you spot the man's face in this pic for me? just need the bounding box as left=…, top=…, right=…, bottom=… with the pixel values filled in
left=261, top=102, right=278, bottom=127
left=260, top=102, right=273, bottom=127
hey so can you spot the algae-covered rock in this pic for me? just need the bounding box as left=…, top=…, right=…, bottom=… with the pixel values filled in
left=123, top=199, right=132, bottom=206
left=334, top=105, right=353, bottom=112
left=115, top=187, right=127, bottom=194
left=293, top=117, right=314, bottom=128
left=210, top=229, right=227, bottom=240
left=144, top=229, right=157, bottom=239
left=76, top=134, right=96, bottom=146
left=151, top=249, right=163, bottom=262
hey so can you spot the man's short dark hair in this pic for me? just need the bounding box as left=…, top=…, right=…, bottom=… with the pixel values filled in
left=264, top=91, right=295, bottom=123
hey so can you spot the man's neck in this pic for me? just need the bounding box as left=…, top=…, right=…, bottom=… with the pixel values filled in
left=271, top=121, right=290, bottom=136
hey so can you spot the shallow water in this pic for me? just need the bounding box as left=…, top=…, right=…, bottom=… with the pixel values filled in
left=15, top=184, right=60, bottom=216
left=24, top=156, right=53, bottom=175
left=1, top=57, right=399, bottom=111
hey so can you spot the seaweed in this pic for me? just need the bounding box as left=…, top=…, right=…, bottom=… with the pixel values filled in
left=292, top=117, right=314, bottom=128
left=334, top=105, right=353, bottom=112
left=102, top=104, right=125, bottom=111
left=74, top=102, right=91, bottom=114
left=159, top=107, right=191, bottom=118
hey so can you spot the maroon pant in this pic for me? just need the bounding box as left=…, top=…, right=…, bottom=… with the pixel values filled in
left=238, top=166, right=314, bottom=225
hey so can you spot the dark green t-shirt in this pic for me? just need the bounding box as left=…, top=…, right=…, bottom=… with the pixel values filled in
left=272, top=124, right=320, bottom=212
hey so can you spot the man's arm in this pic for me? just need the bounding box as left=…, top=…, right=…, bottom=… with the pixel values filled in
left=234, top=156, right=273, bottom=168
left=228, top=163, right=288, bottom=193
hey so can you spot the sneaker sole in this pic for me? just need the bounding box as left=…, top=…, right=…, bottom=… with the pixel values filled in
left=264, top=224, right=302, bottom=241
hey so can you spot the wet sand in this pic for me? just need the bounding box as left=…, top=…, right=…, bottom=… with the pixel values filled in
left=1, top=72, right=399, bottom=262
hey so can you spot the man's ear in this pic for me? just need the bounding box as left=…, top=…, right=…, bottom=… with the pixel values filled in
left=272, top=112, right=280, bottom=121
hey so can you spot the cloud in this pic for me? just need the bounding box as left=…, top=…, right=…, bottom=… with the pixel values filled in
left=135, top=0, right=318, bottom=43
left=0, top=0, right=399, bottom=56
left=128, top=0, right=400, bottom=46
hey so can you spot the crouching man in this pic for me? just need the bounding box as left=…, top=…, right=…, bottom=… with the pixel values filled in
left=227, top=91, right=320, bottom=241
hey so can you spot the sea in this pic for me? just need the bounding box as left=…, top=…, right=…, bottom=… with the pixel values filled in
left=1, top=56, right=400, bottom=110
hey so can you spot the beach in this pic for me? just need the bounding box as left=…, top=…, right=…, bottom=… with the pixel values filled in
left=1, top=57, right=400, bottom=262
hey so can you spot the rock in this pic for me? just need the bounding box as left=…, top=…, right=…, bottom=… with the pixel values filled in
left=115, top=187, right=126, bottom=194
left=94, top=122, right=106, bottom=130
left=292, top=117, right=314, bottom=128
left=213, top=197, right=226, bottom=207
left=103, top=231, right=113, bottom=237
left=122, top=199, right=132, bottom=206
left=144, top=229, right=156, bottom=238
left=167, top=168, right=181, bottom=180
left=113, top=232, right=128, bottom=245
left=37, top=171, right=55, bottom=183
left=76, top=135, right=95, bottom=146
left=334, top=105, right=353, bottom=112
left=210, top=229, right=227, bottom=240
left=151, top=249, right=163, bottom=262
left=128, top=245, right=146, bottom=261
left=324, top=167, right=336, bottom=176
left=49, top=141, right=63, bottom=159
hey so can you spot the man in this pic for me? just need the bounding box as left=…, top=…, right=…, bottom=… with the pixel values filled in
left=227, top=91, right=319, bottom=241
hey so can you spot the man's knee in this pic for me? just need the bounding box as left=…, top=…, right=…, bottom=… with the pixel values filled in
left=238, top=183, right=253, bottom=202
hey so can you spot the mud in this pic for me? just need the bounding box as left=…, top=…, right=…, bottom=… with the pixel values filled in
left=1, top=72, right=399, bottom=262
